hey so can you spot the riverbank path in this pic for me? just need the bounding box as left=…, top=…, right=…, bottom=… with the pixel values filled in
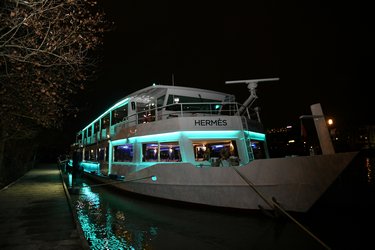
left=0, top=163, right=88, bottom=250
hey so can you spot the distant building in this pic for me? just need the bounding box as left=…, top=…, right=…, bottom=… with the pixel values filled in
left=334, top=125, right=375, bottom=151
left=266, top=124, right=375, bottom=158
left=266, top=125, right=308, bottom=158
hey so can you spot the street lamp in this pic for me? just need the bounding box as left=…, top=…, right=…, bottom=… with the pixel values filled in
left=327, top=118, right=336, bottom=140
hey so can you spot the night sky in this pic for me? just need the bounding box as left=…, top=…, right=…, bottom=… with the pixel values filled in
left=75, top=1, right=373, bottom=131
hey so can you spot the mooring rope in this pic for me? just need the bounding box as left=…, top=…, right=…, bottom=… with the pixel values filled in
left=232, top=167, right=331, bottom=250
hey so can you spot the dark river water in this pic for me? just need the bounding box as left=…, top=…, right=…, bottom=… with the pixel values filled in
left=65, top=150, right=374, bottom=250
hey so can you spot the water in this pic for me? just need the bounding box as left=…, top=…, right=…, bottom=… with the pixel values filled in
left=300, top=150, right=375, bottom=250
left=65, top=150, right=375, bottom=250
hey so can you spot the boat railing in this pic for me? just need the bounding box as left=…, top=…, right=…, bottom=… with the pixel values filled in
left=80, top=101, right=259, bottom=145
left=155, top=102, right=240, bottom=120
left=114, top=101, right=244, bottom=128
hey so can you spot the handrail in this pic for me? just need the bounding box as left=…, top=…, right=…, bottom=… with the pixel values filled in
left=77, top=101, right=259, bottom=146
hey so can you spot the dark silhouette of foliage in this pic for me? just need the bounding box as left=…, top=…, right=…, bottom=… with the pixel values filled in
left=0, top=0, right=111, bottom=185
left=1, top=0, right=110, bottom=137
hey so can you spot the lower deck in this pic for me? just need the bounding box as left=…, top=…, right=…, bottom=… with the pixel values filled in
left=77, top=129, right=267, bottom=176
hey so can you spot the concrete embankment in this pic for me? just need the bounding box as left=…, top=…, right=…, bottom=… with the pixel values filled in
left=0, top=163, right=89, bottom=250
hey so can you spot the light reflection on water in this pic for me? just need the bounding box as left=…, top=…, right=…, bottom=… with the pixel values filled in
left=66, top=178, right=323, bottom=250
left=73, top=183, right=162, bottom=250
left=64, top=151, right=375, bottom=250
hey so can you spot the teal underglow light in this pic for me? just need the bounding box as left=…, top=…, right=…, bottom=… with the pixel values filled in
left=80, top=184, right=100, bottom=206
left=244, top=131, right=266, bottom=141
left=76, top=186, right=131, bottom=249
left=83, top=98, right=129, bottom=131
left=182, top=130, right=240, bottom=139
left=151, top=176, right=157, bottom=181
left=112, top=131, right=242, bottom=146
left=111, top=138, right=128, bottom=146
left=127, top=132, right=181, bottom=143
left=81, top=161, right=100, bottom=173
left=68, top=173, right=72, bottom=187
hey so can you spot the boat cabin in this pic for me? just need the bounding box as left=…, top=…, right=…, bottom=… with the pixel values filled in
left=72, top=84, right=268, bottom=175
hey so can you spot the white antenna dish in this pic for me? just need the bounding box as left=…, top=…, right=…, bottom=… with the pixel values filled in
left=225, top=77, right=280, bottom=84
left=225, top=78, right=279, bottom=90
left=225, top=77, right=279, bottom=116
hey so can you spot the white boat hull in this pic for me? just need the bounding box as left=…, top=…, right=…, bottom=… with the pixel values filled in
left=84, top=151, right=358, bottom=213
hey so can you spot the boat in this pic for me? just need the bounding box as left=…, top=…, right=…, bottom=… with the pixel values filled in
left=70, top=79, right=358, bottom=213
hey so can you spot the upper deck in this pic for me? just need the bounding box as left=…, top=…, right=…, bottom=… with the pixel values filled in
left=75, top=84, right=263, bottom=146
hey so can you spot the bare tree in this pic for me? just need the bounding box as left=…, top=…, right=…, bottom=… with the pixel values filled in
left=0, top=0, right=111, bottom=185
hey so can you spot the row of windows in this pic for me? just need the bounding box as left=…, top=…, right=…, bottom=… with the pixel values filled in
left=84, top=147, right=108, bottom=162
left=78, top=103, right=129, bottom=140
left=77, top=94, right=224, bottom=142
left=83, top=140, right=240, bottom=163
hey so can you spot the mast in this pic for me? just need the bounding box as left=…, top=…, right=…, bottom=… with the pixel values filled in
left=310, top=103, right=335, bottom=155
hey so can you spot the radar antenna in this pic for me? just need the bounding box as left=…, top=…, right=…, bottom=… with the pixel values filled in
left=225, top=78, right=279, bottom=116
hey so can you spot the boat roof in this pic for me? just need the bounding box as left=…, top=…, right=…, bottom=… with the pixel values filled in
left=110, top=84, right=235, bottom=105
left=129, top=84, right=233, bottom=99
left=81, top=84, right=235, bottom=131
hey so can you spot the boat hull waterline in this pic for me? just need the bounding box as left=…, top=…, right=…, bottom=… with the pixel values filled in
left=83, top=151, right=357, bottom=213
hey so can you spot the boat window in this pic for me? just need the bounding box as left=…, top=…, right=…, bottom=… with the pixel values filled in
left=165, top=95, right=220, bottom=113
left=157, top=95, right=165, bottom=107
left=166, top=95, right=218, bottom=105
left=131, top=101, right=136, bottom=111
left=101, top=114, right=110, bottom=129
left=90, top=148, right=96, bottom=161
left=112, top=104, right=128, bottom=125
left=87, top=126, right=92, bottom=137
left=142, top=143, right=158, bottom=162
left=160, top=142, right=180, bottom=162
left=142, top=142, right=181, bottom=162
left=113, top=144, right=133, bottom=162
left=193, top=140, right=239, bottom=166
left=83, top=131, right=87, bottom=143
left=105, top=145, right=109, bottom=161
left=94, top=121, right=100, bottom=134
left=84, top=148, right=96, bottom=161
left=219, top=103, right=237, bottom=116
left=84, top=149, right=89, bottom=161
left=137, top=102, right=155, bottom=124
left=98, top=147, right=106, bottom=161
